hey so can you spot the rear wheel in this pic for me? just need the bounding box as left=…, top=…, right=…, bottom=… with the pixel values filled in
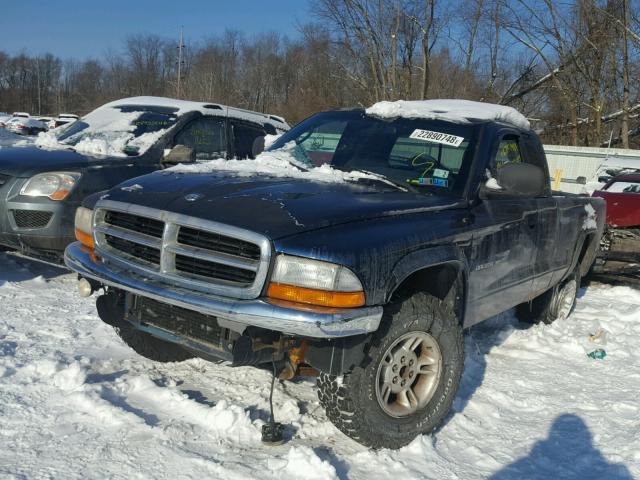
left=317, top=292, right=464, bottom=449
left=516, top=268, right=580, bottom=324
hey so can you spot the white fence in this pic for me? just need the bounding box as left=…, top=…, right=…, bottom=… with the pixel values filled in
left=543, top=144, right=640, bottom=194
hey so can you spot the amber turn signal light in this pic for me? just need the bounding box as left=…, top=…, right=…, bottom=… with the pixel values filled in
left=75, top=228, right=95, bottom=250
left=267, top=283, right=365, bottom=308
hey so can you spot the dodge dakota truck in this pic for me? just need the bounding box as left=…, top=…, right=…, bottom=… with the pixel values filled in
left=0, top=96, right=288, bottom=264
left=65, top=99, right=605, bottom=449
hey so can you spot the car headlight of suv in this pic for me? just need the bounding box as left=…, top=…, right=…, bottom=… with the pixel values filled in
left=74, top=206, right=95, bottom=249
left=20, top=172, right=81, bottom=201
left=267, top=254, right=365, bottom=308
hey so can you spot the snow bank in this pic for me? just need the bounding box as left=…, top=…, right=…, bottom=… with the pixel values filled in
left=168, top=142, right=396, bottom=186
left=366, top=99, right=531, bottom=130
left=277, top=446, right=338, bottom=480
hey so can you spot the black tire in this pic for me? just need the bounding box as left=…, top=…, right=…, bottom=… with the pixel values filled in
left=114, top=322, right=195, bottom=363
left=317, top=292, right=464, bottom=449
left=516, top=268, right=581, bottom=324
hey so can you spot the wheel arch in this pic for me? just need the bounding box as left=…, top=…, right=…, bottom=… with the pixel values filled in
left=576, top=231, right=598, bottom=278
left=386, top=246, right=468, bottom=325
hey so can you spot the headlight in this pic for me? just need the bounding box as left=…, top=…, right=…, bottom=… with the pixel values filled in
left=267, top=254, right=365, bottom=308
left=74, top=206, right=94, bottom=249
left=20, top=172, right=81, bottom=200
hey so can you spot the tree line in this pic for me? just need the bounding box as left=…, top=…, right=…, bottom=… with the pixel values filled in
left=0, top=0, right=638, bottom=147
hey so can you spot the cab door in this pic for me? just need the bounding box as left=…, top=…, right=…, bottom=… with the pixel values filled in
left=466, top=133, right=538, bottom=325
left=521, top=132, right=559, bottom=294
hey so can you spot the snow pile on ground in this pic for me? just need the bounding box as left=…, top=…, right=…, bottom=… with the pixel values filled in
left=168, top=142, right=395, bottom=186
left=0, top=252, right=638, bottom=479
left=366, top=99, right=531, bottom=130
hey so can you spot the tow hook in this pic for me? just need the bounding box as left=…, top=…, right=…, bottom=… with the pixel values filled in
left=279, top=341, right=309, bottom=380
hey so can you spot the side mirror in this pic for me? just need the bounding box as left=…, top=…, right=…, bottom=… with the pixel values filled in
left=597, top=175, right=611, bottom=183
left=480, top=163, right=547, bottom=199
left=163, top=145, right=195, bottom=164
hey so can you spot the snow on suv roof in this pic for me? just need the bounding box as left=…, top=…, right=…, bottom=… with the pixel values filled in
left=103, top=96, right=289, bottom=130
left=365, top=99, right=530, bottom=130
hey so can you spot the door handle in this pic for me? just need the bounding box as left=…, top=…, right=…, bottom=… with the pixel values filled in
left=527, top=216, right=537, bottom=228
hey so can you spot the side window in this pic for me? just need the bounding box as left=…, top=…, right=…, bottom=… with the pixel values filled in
left=174, top=117, right=227, bottom=160
left=231, top=121, right=267, bottom=159
left=490, top=136, right=523, bottom=176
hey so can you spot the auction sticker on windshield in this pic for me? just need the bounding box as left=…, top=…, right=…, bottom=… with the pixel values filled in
left=409, top=129, right=464, bottom=147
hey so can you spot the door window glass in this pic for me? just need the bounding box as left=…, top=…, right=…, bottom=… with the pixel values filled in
left=491, top=137, right=523, bottom=174
left=174, top=117, right=227, bottom=160
left=232, top=121, right=267, bottom=159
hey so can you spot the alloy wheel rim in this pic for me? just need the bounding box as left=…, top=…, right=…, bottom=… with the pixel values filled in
left=557, top=279, right=577, bottom=321
left=375, top=331, right=443, bottom=418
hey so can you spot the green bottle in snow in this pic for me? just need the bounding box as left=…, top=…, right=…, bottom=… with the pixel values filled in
left=587, top=349, right=606, bottom=360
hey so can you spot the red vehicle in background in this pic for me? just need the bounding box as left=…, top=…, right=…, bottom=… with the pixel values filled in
left=592, top=173, right=640, bottom=282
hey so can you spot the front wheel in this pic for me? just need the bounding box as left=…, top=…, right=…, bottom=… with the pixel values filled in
left=317, top=292, right=464, bottom=449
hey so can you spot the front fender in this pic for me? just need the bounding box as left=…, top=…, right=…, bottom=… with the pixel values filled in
left=387, top=245, right=468, bottom=300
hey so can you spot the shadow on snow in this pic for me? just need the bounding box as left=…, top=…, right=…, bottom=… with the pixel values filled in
left=490, top=413, right=633, bottom=479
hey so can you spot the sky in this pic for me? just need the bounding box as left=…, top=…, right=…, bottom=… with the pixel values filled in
left=0, top=0, right=311, bottom=59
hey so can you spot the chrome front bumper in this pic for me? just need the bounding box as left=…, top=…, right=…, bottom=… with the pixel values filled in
left=64, top=242, right=383, bottom=338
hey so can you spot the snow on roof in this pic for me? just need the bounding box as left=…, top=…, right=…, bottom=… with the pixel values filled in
left=365, top=99, right=531, bottom=130
left=104, top=96, right=289, bottom=130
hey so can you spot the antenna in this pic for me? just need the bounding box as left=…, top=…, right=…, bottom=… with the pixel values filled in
left=176, top=26, right=185, bottom=98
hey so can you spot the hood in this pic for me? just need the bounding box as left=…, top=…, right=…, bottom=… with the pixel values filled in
left=104, top=171, right=462, bottom=239
left=0, top=146, right=115, bottom=177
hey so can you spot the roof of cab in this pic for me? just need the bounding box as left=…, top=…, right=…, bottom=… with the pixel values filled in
left=102, top=96, right=289, bottom=130
left=365, top=99, right=531, bottom=130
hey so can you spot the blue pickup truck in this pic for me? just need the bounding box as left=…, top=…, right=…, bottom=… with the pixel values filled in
left=65, top=100, right=605, bottom=449
left=0, top=96, right=288, bottom=263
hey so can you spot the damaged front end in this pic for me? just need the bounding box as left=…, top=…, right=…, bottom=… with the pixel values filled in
left=593, top=227, right=640, bottom=283
left=93, top=286, right=372, bottom=380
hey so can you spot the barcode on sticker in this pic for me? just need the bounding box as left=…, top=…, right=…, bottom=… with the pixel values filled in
left=409, top=129, right=464, bottom=147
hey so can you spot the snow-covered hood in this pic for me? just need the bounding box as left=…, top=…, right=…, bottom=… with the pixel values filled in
left=107, top=172, right=460, bottom=239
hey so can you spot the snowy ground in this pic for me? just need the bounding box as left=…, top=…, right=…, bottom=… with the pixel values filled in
left=0, top=253, right=638, bottom=479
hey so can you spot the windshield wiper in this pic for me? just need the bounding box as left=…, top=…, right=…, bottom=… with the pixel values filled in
left=342, top=169, right=416, bottom=192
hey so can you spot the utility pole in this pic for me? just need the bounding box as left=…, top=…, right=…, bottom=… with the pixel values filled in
left=36, top=57, right=42, bottom=115
left=176, top=26, right=185, bottom=99
left=621, top=0, right=630, bottom=149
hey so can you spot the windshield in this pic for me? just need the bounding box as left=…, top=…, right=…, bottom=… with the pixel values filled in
left=269, top=110, right=478, bottom=196
left=54, top=105, right=179, bottom=156
left=606, top=180, right=640, bottom=193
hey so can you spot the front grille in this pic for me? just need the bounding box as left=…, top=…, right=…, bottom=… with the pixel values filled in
left=105, top=210, right=164, bottom=238
left=11, top=210, right=53, bottom=229
left=178, top=227, right=261, bottom=260
left=93, top=203, right=270, bottom=299
left=133, top=296, right=224, bottom=347
left=105, top=234, right=160, bottom=266
left=175, top=254, right=256, bottom=284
